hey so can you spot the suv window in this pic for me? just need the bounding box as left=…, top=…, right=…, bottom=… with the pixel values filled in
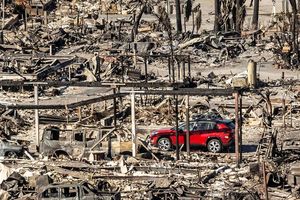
left=178, top=122, right=196, bottom=131
left=206, top=122, right=216, bottom=130
left=195, top=122, right=216, bottom=131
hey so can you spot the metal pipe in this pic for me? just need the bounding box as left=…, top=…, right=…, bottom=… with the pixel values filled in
left=186, top=95, right=190, bottom=157
left=107, top=88, right=117, bottom=158
left=188, top=55, right=191, bottom=80
left=177, top=60, right=180, bottom=80
left=168, top=56, right=171, bottom=82
left=183, top=60, right=186, bottom=79
left=234, top=92, right=240, bottom=167
left=131, top=92, right=137, bottom=157
left=172, top=56, right=175, bottom=83
left=175, top=95, right=179, bottom=160
left=113, top=88, right=117, bottom=128
left=247, top=60, right=257, bottom=88
left=144, top=56, right=148, bottom=83
left=262, top=161, right=269, bottom=200
left=121, top=56, right=124, bottom=83
left=34, top=85, right=39, bottom=148
left=239, top=92, right=243, bottom=163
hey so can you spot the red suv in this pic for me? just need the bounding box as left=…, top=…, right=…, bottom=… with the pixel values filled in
left=149, top=119, right=235, bottom=153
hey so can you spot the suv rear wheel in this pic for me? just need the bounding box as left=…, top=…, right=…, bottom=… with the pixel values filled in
left=157, top=137, right=171, bottom=151
left=207, top=139, right=222, bottom=153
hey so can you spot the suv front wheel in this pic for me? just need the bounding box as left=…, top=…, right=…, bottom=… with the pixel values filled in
left=157, top=137, right=172, bottom=151
left=207, top=139, right=222, bottom=153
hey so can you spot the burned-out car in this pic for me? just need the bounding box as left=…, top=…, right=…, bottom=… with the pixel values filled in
left=37, top=181, right=120, bottom=200
left=39, top=126, right=102, bottom=159
left=0, top=140, right=24, bottom=158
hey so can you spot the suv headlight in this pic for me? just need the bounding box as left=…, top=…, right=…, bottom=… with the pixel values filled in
left=150, top=131, right=158, bottom=137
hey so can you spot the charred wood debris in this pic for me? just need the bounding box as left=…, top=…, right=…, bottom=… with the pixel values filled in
left=0, top=0, right=299, bottom=200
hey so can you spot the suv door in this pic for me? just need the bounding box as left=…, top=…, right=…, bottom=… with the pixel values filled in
left=191, top=121, right=217, bottom=145
left=187, top=122, right=201, bottom=145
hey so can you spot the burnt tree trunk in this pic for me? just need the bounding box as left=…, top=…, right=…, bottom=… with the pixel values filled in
left=214, top=0, right=221, bottom=32
left=252, top=0, right=259, bottom=30
left=175, top=0, right=183, bottom=33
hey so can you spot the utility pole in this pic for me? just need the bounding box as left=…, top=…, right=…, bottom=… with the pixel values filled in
left=175, top=0, right=182, bottom=33
left=214, top=0, right=221, bottom=32
left=252, top=0, right=259, bottom=30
